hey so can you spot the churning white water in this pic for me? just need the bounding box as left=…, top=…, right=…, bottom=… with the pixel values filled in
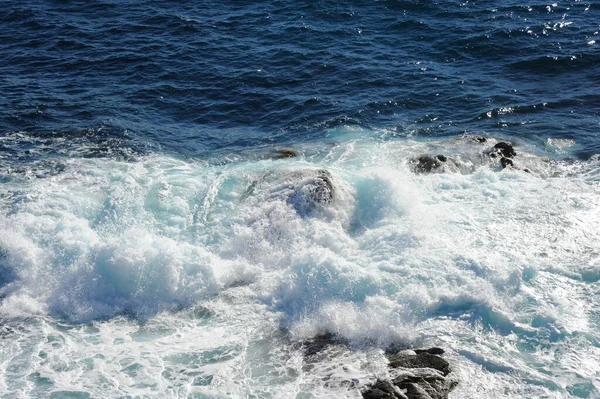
left=1, top=130, right=599, bottom=398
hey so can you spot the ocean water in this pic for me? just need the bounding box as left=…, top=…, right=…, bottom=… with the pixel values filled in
left=1, top=1, right=599, bottom=398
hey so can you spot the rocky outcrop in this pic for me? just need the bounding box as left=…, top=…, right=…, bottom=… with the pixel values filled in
left=491, top=142, right=516, bottom=159
left=487, top=141, right=517, bottom=170
left=362, top=349, right=457, bottom=399
left=300, top=335, right=457, bottom=399
left=410, top=155, right=455, bottom=174
left=410, top=139, right=523, bottom=175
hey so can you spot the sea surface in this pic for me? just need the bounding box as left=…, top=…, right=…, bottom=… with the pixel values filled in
left=1, top=1, right=599, bottom=398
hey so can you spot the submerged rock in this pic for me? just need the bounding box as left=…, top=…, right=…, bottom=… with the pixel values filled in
left=302, top=333, right=346, bottom=357
left=289, top=169, right=335, bottom=215
left=272, top=148, right=300, bottom=159
left=460, top=135, right=488, bottom=144
left=309, top=170, right=334, bottom=204
left=239, top=167, right=343, bottom=219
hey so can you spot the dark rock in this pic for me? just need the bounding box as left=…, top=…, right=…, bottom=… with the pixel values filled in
left=394, top=374, right=458, bottom=399
left=500, top=157, right=514, bottom=168
left=388, top=352, right=450, bottom=376
left=362, top=380, right=405, bottom=399
left=461, top=135, right=488, bottom=144
left=362, top=349, right=457, bottom=399
left=273, top=148, right=299, bottom=159
left=414, top=348, right=445, bottom=355
left=298, top=334, right=456, bottom=399
left=301, top=333, right=351, bottom=374
left=410, top=155, right=449, bottom=174
left=302, top=333, right=345, bottom=357
left=493, top=142, right=516, bottom=158
left=402, top=382, right=433, bottom=399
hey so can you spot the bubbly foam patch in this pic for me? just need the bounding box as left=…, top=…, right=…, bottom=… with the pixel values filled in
left=0, top=134, right=599, bottom=397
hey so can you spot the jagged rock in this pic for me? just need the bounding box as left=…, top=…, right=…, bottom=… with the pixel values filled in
left=302, top=333, right=344, bottom=357
left=401, top=382, right=433, bottom=399
left=297, top=333, right=456, bottom=399
left=363, top=380, right=407, bottom=399
left=414, top=348, right=444, bottom=356
left=300, top=333, right=351, bottom=374
left=458, top=135, right=488, bottom=144
left=387, top=352, right=450, bottom=376
left=362, top=348, right=456, bottom=399
left=410, top=155, right=450, bottom=174
left=490, top=142, right=516, bottom=158
left=394, top=374, right=458, bottom=399
left=500, top=157, right=514, bottom=168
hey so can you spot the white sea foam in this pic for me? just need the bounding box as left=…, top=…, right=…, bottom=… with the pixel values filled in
left=0, top=131, right=599, bottom=397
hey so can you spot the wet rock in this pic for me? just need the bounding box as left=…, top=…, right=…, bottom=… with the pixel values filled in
left=289, top=169, right=335, bottom=215
left=302, top=333, right=345, bottom=357
left=363, top=380, right=406, bottom=399
left=395, top=375, right=457, bottom=399
left=414, top=348, right=445, bottom=356
left=362, top=349, right=456, bottom=399
left=500, top=157, right=514, bottom=169
left=240, top=168, right=337, bottom=216
left=463, top=135, right=487, bottom=143
left=410, top=155, right=450, bottom=174
left=300, top=333, right=352, bottom=375
left=310, top=170, right=334, bottom=204
left=273, top=148, right=299, bottom=159
left=491, top=142, right=516, bottom=158
left=387, top=352, right=450, bottom=376
left=401, top=381, right=433, bottom=399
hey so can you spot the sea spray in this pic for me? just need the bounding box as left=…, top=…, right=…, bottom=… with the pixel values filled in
left=1, top=134, right=599, bottom=397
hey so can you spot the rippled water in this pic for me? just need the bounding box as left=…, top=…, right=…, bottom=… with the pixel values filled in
left=1, top=1, right=599, bottom=398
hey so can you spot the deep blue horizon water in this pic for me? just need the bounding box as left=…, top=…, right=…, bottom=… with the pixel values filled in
left=2, top=0, right=599, bottom=157
left=1, top=1, right=599, bottom=398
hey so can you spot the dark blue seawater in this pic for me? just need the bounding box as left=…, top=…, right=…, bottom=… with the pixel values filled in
left=1, top=1, right=600, bottom=398
left=1, top=0, right=599, bottom=159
